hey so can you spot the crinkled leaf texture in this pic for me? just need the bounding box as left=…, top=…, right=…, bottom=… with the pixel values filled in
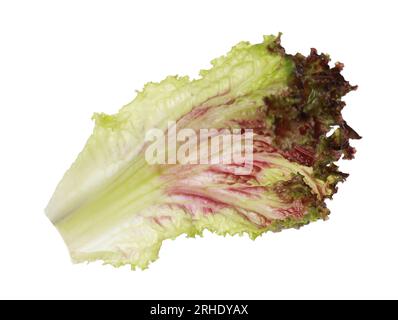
left=46, top=35, right=359, bottom=269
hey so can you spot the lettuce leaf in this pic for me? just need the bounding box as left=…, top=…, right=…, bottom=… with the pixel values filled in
left=46, top=34, right=359, bottom=269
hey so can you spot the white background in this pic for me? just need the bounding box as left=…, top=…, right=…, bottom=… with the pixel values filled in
left=1, top=0, right=397, bottom=300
